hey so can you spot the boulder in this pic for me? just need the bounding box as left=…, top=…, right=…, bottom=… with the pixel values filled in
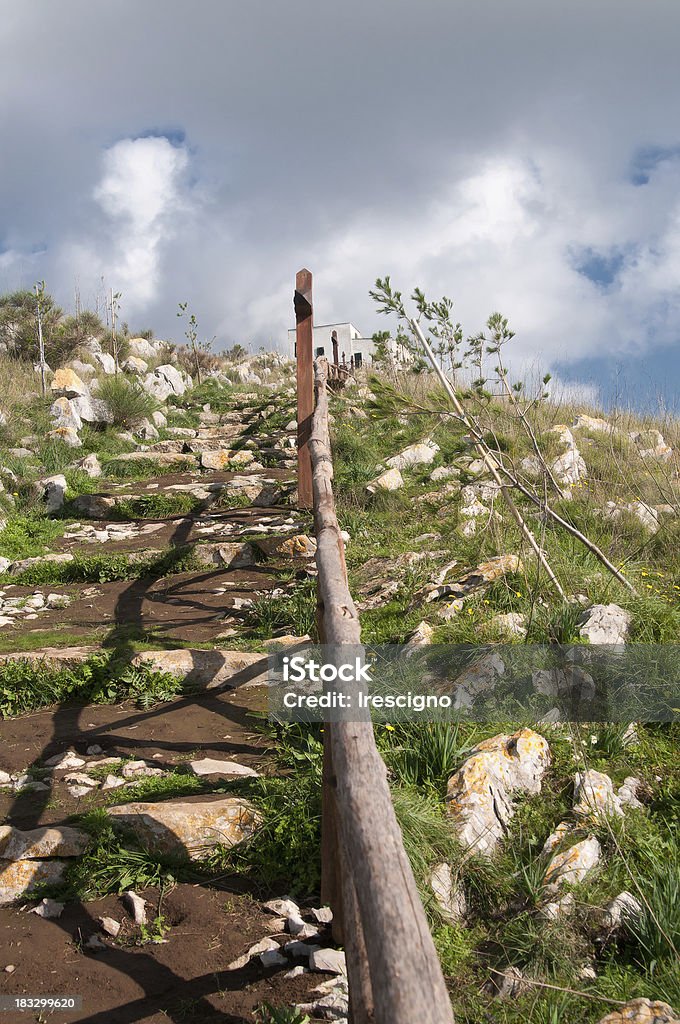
left=66, top=359, right=97, bottom=378
left=532, top=664, right=596, bottom=702
left=201, top=449, right=254, bottom=471
left=194, top=542, right=258, bottom=569
left=188, top=759, right=259, bottom=779
left=404, top=621, right=434, bottom=652
left=156, top=363, right=186, bottom=396
left=35, top=474, right=67, bottom=513
left=450, top=651, right=506, bottom=710
left=122, top=356, right=148, bottom=375
left=544, top=836, right=601, bottom=891
left=0, top=860, right=68, bottom=905
left=107, top=795, right=260, bottom=859
left=604, top=500, right=659, bottom=532
left=386, top=439, right=440, bottom=470
left=579, top=604, right=631, bottom=645
left=419, top=554, right=523, bottom=607
left=483, top=966, right=526, bottom=999
left=430, top=466, right=460, bottom=482
left=131, top=648, right=267, bottom=688
left=136, top=418, right=159, bottom=441
left=573, top=415, right=614, bottom=433
left=93, top=351, right=116, bottom=374
left=73, top=494, right=117, bottom=518
left=429, top=862, right=466, bottom=923
left=445, top=728, right=551, bottom=855
left=485, top=612, right=527, bottom=638
left=70, top=395, right=113, bottom=425
left=366, top=468, right=404, bottom=494
left=0, top=824, right=89, bottom=860
left=74, top=453, right=102, bottom=478
left=309, top=948, right=347, bottom=975
left=50, top=368, right=90, bottom=398
left=142, top=372, right=174, bottom=402
left=51, top=396, right=82, bottom=431
left=572, top=770, right=645, bottom=820
left=128, top=338, right=157, bottom=360
left=630, top=430, right=673, bottom=462
left=152, top=409, right=168, bottom=428
left=596, top=891, right=643, bottom=932
left=596, top=1001, right=680, bottom=1024
left=255, top=534, right=317, bottom=559
left=551, top=447, right=587, bottom=487
left=8, top=552, right=73, bottom=575
left=47, top=426, right=81, bottom=448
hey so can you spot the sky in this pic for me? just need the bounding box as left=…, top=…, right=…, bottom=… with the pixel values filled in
left=1, top=0, right=680, bottom=407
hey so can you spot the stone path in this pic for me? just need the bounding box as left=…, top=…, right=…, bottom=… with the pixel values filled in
left=0, top=391, right=349, bottom=1023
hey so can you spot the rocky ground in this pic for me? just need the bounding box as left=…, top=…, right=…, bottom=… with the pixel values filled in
left=0, top=347, right=678, bottom=1024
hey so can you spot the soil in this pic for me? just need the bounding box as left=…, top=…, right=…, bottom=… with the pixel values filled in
left=0, top=686, right=269, bottom=830
left=0, top=884, right=320, bottom=1023
left=0, top=403, right=330, bottom=1023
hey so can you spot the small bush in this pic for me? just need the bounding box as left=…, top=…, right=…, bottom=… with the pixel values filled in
left=0, top=513, right=67, bottom=560
left=114, top=493, right=200, bottom=520
left=0, top=654, right=185, bottom=718
left=97, top=376, right=156, bottom=428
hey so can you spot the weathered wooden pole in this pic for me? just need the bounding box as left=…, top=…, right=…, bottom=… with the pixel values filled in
left=295, top=268, right=314, bottom=508
left=310, top=358, right=455, bottom=1024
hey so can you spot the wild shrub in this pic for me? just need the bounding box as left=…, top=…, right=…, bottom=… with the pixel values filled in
left=97, top=375, right=156, bottom=428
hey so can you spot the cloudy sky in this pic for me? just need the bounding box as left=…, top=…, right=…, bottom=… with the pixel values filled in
left=1, top=0, right=679, bottom=405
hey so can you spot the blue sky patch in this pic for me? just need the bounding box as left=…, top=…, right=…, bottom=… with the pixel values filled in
left=572, top=247, right=626, bottom=288
left=629, top=144, right=680, bottom=185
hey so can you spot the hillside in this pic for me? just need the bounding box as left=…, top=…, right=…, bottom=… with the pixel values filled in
left=0, top=325, right=677, bottom=1024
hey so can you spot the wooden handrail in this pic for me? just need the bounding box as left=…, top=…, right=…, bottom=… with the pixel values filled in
left=310, top=356, right=455, bottom=1024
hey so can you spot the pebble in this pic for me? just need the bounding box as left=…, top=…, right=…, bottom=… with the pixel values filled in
left=123, top=891, right=147, bottom=926
left=29, top=898, right=64, bottom=919
left=99, top=916, right=121, bottom=938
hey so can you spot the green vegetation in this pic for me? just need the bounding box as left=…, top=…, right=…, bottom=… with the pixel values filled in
left=113, top=492, right=200, bottom=520
left=255, top=1007, right=310, bottom=1024
left=0, top=546, right=201, bottom=587
left=97, top=375, right=156, bottom=427
left=0, top=512, right=68, bottom=560
left=0, top=653, right=186, bottom=718
left=244, top=577, right=317, bottom=639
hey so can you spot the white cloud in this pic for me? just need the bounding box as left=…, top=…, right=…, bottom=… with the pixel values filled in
left=62, top=136, right=191, bottom=314
left=236, top=148, right=680, bottom=377
left=2, top=0, right=680, bottom=395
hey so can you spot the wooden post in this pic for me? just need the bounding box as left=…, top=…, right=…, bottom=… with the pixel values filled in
left=309, top=359, right=455, bottom=1024
left=331, top=329, right=339, bottom=367
left=295, top=268, right=314, bottom=508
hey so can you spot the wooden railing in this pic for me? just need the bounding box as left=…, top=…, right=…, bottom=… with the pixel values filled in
left=296, top=268, right=455, bottom=1024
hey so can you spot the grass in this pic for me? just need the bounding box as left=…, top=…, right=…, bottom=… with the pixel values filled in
left=244, top=577, right=317, bottom=639
left=0, top=545, right=202, bottom=587
left=62, top=813, right=185, bottom=900
left=103, top=457, right=174, bottom=480
left=97, top=375, right=157, bottom=428
left=113, top=492, right=201, bottom=520
left=255, top=1006, right=311, bottom=1024
left=0, top=653, right=188, bottom=718
left=0, top=512, right=68, bottom=559
left=1, top=357, right=678, bottom=1022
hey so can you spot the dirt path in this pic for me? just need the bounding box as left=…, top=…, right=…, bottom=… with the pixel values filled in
left=0, top=394, right=342, bottom=1023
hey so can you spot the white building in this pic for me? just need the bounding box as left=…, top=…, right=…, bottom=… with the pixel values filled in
left=287, top=322, right=408, bottom=369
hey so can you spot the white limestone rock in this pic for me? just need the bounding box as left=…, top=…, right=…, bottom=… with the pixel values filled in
left=445, top=729, right=551, bottom=855
left=579, top=604, right=631, bottom=645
